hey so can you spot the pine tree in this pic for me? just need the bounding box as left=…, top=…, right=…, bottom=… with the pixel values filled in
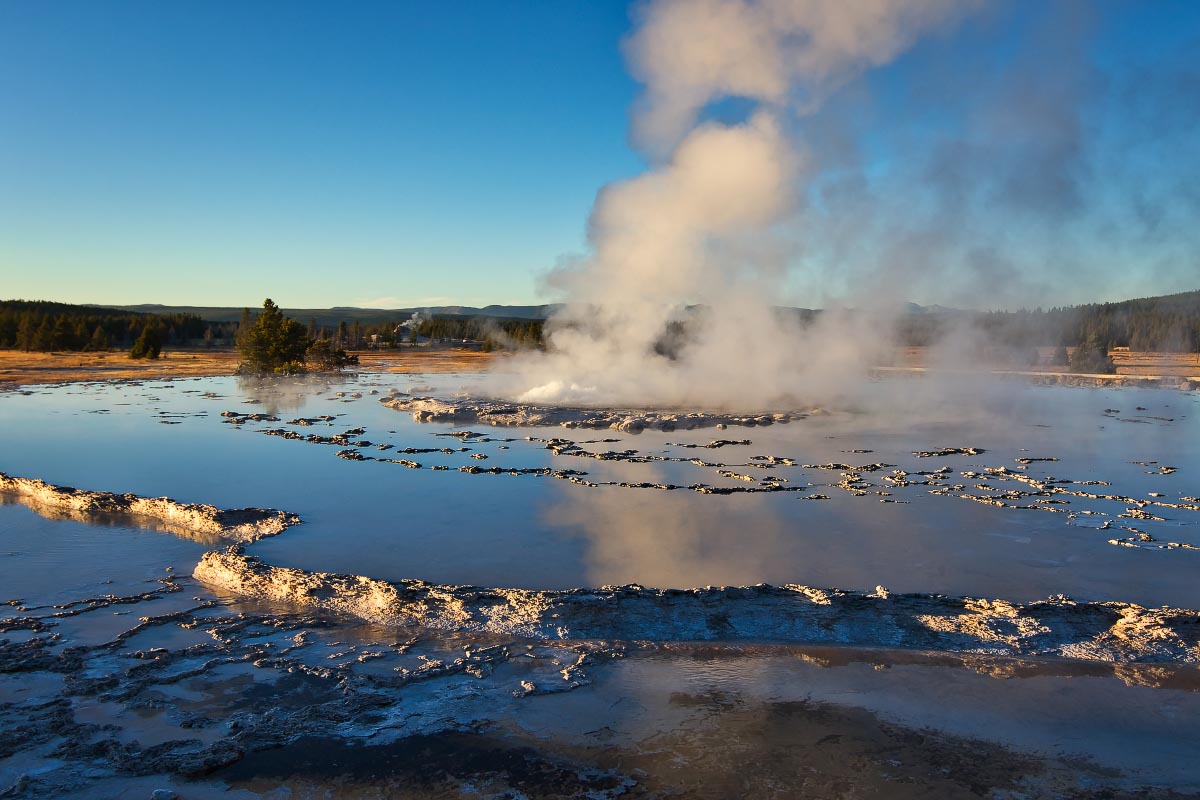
left=236, top=298, right=311, bottom=373
left=89, top=325, right=110, bottom=351
left=16, top=313, right=36, bottom=351
left=129, top=321, right=164, bottom=359
left=129, top=323, right=164, bottom=359
left=1069, top=336, right=1116, bottom=374
left=32, top=318, right=54, bottom=351
left=50, top=316, right=75, bottom=350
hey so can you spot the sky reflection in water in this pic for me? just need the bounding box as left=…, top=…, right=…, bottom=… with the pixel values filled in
left=0, top=373, right=1197, bottom=607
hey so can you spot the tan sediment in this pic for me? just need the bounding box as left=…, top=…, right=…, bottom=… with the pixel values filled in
left=0, top=472, right=300, bottom=543
left=0, top=348, right=242, bottom=386
left=873, top=366, right=1199, bottom=390
left=194, top=548, right=1200, bottom=663
left=360, top=348, right=501, bottom=374
left=0, top=347, right=499, bottom=387
left=892, top=347, right=1200, bottom=378
left=2, top=347, right=1194, bottom=388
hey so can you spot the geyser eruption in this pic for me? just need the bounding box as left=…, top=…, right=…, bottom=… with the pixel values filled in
left=503, top=0, right=974, bottom=409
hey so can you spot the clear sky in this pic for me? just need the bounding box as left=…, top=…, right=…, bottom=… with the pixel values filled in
left=2, top=1, right=1198, bottom=310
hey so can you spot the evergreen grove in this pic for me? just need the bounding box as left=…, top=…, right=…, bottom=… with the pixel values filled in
left=3, top=289, right=1198, bottom=358
left=891, top=290, right=1200, bottom=353
left=0, top=300, right=206, bottom=354
left=236, top=299, right=357, bottom=374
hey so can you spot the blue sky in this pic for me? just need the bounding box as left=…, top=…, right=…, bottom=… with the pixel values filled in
left=1, top=1, right=1197, bottom=309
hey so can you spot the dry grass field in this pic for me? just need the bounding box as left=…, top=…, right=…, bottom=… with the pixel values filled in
left=1107, top=348, right=1200, bottom=377
left=894, top=346, right=1200, bottom=378
left=0, top=347, right=500, bottom=387
left=0, top=348, right=243, bottom=386
left=1, top=345, right=1195, bottom=389
left=361, top=348, right=501, bottom=375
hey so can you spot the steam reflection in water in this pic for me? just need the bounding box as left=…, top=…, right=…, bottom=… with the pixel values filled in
left=0, top=374, right=1197, bottom=606
left=541, top=454, right=1200, bottom=607
left=545, top=464, right=798, bottom=588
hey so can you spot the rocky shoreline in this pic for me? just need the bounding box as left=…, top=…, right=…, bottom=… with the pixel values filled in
left=380, top=371, right=1198, bottom=432
left=9, top=567, right=1194, bottom=800
left=0, top=473, right=301, bottom=543
left=194, top=547, right=1200, bottom=664
left=380, top=392, right=809, bottom=431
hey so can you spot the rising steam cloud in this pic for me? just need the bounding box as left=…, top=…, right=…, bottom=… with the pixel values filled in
left=499, top=0, right=972, bottom=409
left=626, top=0, right=971, bottom=154
left=497, top=0, right=1198, bottom=409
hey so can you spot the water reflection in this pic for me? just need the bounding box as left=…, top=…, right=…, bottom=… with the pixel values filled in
left=554, top=651, right=1200, bottom=792
left=235, top=374, right=336, bottom=415
left=0, top=491, right=226, bottom=545
left=545, top=464, right=800, bottom=588
left=0, top=503, right=208, bottom=606
left=1, top=374, right=1197, bottom=604
left=650, top=642, right=1200, bottom=691
left=541, top=453, right=1200, bottom=606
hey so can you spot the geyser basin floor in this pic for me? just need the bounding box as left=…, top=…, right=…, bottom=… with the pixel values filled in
left=5, top=573, right=1199, bottom=799
left=0, top=503, right=208, bottom=607
left=193, top=547, right=1200, bottom=663
left=0, top=374, right=1197, bottom=604
left=215, top=651, right=1200, bottom=798
left=1, top=373, right=1199, bottom=796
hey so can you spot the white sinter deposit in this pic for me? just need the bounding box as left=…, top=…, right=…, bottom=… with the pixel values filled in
left=195, top=547, right=1200, bottom=664
left=380, top=391, right=805, bottom=431
left=0, top=472, right=301, bottom=543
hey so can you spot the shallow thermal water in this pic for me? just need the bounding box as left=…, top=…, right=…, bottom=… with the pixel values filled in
left=1, top=373, right=1197, bottom=605
left=1, top=371, right=1198, bottom=797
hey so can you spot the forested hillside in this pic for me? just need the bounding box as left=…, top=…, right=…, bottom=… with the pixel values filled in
left=415, top=316, right=543, bottom=349
left=0, top=300, right=208, bottom=352
left=902, top=291, right=1200, bottom=352
left=5, top=289, right=1197, bottom=355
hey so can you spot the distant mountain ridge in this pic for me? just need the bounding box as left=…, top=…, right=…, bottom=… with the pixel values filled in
left=90, top=292, right=1200, bottom=327
left=92, top=303, right=561, bottom=326
left=96, top=301, right=954, bottom=325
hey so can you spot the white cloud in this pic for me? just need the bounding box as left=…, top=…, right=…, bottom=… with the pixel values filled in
left=352, top=295, right=455, bottom=309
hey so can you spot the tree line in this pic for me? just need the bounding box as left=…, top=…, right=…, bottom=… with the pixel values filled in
left=0, top=298, right=547, bottom=356
left=899, top=290, right=1200, bottom=353
left=6, top=288, right=1194, bottom=361
left=0, top=300, right=208, bottom=353
left=284, top=316, right=544, bottom=352
left=414, top=317, right=543, bottom=351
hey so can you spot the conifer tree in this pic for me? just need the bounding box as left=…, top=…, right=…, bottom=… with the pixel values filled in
left=236, top=299, right=310, bottom=373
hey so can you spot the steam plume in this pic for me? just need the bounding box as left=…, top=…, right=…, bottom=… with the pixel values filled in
left=501, top=0, right=971, bottom=408
left=499, top=0, right=1199, bottom=409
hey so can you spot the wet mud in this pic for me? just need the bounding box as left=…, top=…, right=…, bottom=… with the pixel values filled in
left=211, top=702, right=1128, bottom=800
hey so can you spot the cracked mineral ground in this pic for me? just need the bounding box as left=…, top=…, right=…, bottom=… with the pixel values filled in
left=1, top=372, right=1198, bottom=798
